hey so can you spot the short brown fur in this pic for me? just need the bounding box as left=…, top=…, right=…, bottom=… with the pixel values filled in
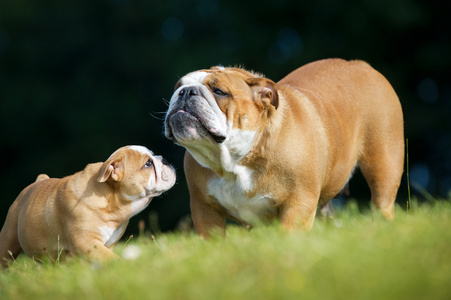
left=0, top=146, right=176, bottom=267
left=167, top=59, right=404, bottom=237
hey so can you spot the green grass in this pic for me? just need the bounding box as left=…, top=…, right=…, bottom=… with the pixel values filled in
left=1, top=199, right=451, bottom=300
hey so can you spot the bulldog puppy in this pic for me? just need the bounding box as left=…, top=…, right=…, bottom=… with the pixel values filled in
left=164, top=59, right=404, bottom=237
left=0, top=146, right=176, bottom=267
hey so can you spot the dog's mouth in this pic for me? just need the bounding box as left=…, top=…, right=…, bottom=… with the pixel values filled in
left=166, top=109, right=227, bottom=143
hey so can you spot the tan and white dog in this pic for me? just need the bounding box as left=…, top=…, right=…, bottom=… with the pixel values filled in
left=164, top=59, right=404, bottom=237
left=0, top=146, right=176, bottom=267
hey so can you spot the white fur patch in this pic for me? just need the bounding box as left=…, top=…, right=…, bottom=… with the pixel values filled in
left=181, top=71, right=208, bottom=85
left=99, top=223, right=127, bottom=247
left=208, top=125, right=273, bottom=224
left=217, top=126, right=257, bottom=190
left=208, top=172, right=276, bottom=225
left=129, top=145, right=153, bottom=156
left=223, top=127, right=257, bottom=164
left=130, top=196, right=152, bottom=216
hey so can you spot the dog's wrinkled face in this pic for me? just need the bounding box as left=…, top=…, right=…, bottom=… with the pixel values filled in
left=98, top=146, right=176, bottom=201
left=164, top=67, right=279, bottom=169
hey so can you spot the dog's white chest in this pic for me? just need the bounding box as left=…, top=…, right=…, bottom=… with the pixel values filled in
left=99, top=223, right=127, bottom=247
left=207, top=170, right=276, bottom=225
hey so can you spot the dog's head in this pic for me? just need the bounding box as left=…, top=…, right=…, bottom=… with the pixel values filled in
left=164, top=67, right=279, bottom=170
left=97, top=146, right=176, bottom=203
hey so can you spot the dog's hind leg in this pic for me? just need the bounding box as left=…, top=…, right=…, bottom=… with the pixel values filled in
left=0, top=201, right=23, bottom=268
left=358, top=137, right=405, bottom=219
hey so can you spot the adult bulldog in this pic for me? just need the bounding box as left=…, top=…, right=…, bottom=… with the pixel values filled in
left=164, top=58, right=404, bottom=237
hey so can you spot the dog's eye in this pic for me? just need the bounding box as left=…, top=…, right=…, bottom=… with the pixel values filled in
left=143, top=159, right=153, bottom=168
left=213, top=88, right=228, bottom=97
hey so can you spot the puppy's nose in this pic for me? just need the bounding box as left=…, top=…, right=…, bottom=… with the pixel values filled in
left=179, top=86, right=200, bottom=98
left=162, top=158, right=169, bottom=166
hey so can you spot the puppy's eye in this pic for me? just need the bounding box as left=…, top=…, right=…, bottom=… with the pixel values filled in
left=143, top=159, right=153, bottom=168
left=213, top=88, right=228, bottom=97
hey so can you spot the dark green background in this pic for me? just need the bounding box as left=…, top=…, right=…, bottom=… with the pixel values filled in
left=1, top=0, right=450, bottom=235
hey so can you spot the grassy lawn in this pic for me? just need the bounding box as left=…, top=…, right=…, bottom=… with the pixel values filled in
left=1, top=200, right=450, bottom=299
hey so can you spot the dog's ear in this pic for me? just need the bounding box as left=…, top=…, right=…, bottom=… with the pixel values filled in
left=97, top=156, right=124, bottom=183
left=246, top=77, right=279, bottom=110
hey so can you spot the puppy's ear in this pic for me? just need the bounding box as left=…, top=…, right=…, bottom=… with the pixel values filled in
left=97, top=156, right=124, bottom=183
left=246, top=77, right=279, bottom=110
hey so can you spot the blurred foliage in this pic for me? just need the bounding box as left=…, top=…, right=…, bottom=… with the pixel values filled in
left=0, top=0, right=450, bottom=233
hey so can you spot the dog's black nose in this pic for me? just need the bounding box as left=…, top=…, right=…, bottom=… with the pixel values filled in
left=179, top=86, right=200, bottom=97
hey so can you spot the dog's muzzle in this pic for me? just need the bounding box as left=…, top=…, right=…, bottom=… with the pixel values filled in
left=165, top=86, right=227, bottom=144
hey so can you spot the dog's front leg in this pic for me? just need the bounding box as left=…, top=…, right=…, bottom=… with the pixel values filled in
left=190, top=198, right=226, bottom=239
left=279, top=196, right=319, bottom=231
left=74, top=239, right=120, bottom=262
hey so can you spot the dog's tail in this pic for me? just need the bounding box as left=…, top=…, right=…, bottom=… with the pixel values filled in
left=36, top=174, right=50, bottom=182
